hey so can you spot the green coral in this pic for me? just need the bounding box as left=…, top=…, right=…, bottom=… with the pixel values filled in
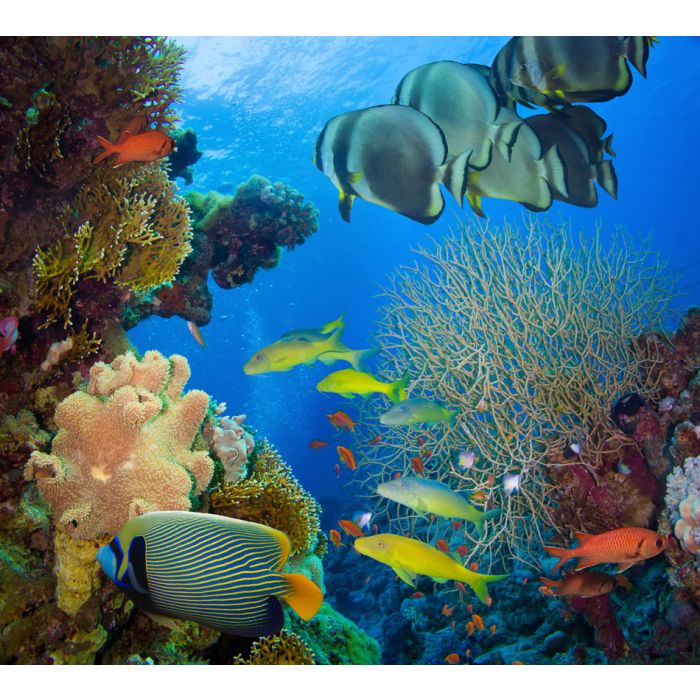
left=32, top=163, right=192, bottom=327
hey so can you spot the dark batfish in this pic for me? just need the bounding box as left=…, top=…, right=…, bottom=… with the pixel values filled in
left=556, top=106, right=616, bottom=161
left=97, top=511, right=323, bottom=637
left=392, top=61, right=525, bottom=163
left=314, top=104, right=471, bottom=224
left=526, top=110, right=618, bottom=207
left=490, top=36, right=654, bottom=109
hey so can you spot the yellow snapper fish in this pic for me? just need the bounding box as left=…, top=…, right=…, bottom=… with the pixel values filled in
left=317, top=368, right=408, bottom=404
left=392, top=60, right=527, bottom=164
left=314, top=104, right=473, bottom=224
left=96, top=511, right=323, bottom=637
left=377, top=476, right=501, bottom=537
left=354, top=533, right=506, bottom=604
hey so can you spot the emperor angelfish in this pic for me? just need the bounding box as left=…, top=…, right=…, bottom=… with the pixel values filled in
left=96, top=511, right=323, bottom=637
left=392, top=60, right=527, bottom=164
left=526, top=110, right=618, bottom=208
left=464, top=123, right=568, bottom=217
left=490, top=36, right=654, bottom=109
left=313, top=104, right=472, bottom=224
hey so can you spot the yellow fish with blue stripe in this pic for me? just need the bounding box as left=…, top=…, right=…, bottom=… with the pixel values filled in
left=354, top=533, right=506, bottom=604
left=96, top=511, right=323, bottom=637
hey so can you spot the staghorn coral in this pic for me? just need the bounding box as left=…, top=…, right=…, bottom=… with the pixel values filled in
left=210, top=439, right=322, bottom=556
left=24, top=350, right=214, bottom=539
left=33, top=163, right=192, bottom=328
left=351, top=218, right=675, bottom=570
left=232, top=630, right=315, bottom=665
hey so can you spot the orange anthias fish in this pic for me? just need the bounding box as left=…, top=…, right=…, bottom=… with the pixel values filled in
left=441, top=604, right=454, bottom=617
left=538, top=571, right=632, bottom=598
left=411, top=456, right=424, bottom=475
left=469, top=562, right=479, bottom=572
left=472, top=613, right=485, bottom=631
left=456, top=582, right=467, bottom=595
left=187, top=321, right=206, bottom=348
left=471, top=491, right=488, bottom=502
left=411, top=591, right=424, bottom=599
left=368, top=436, right=383, bottom=445
left=467, top=604, right=473, bottom=614
left=444, top=653, right=459, bottom=665
left=93, top=123, right=175, bottom=167
left=327, top=410, right=358, bottom=431
left=436, top=539, right=449, bottom=553
left=457, top=545, right=470, bottom=556
left=309, top=439, right=329, bottom=449
left=544, top=527, right=669, bottom=574
left=466, top=621, right=475, bottom=636
left=337, top=446, right=356, bottom=470
left=329, top=529, right=344, bottom=548
left=452, top=520, right=462, bottom=529
left=417, top=436, right=425, bottom=446
left=338, top=519, right=365, bottom=538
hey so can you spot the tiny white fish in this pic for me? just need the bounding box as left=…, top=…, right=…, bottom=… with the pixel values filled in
left=615, top=462, right=632, bottom=476
left=503, top=473, right=520, bottom=495
left=569, top=443, right=581, bottom=455
left=458, top=450, right=475, bottom=470
left=355, top=512, right=373, bottom=530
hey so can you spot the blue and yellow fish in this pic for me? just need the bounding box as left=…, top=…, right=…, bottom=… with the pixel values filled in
left=97, top=511, right=323, bottom=637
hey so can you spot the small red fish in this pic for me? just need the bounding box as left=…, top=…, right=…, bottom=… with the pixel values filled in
left=309, top=439, right=329, bottom=449
left=417, top=436, right=425, bottom=446
left=327, top=410, right=358, bottom=431
left=334, top=464, right=340, bottom=479
left=472, top=613, right=485, bottom=631
left=522, top=577, right=528, bottom=585
left=487, top=473, right=495, bottom=485
left=423, top=450, right=433, bottom=458
left=329, top=529, right=344, bottom=548
left=392, top=472, right=402, bottom=480
left=485, top=596, right=493, bottom=607
left=411, top=456, right=424, bottom=475
left=0, top=316, right=19, bottom=355
left=368, top=436, right=383, bottom=445
left=93, top=128, right=175, bottom=167
left=471, top=491, right=487, bottom=502
left=544, top=527, right=669, bottom=574
left=436, top=539, right=449, bottom=552
left=338, top=519, right=364, bottom=538
left=538, top=571, right=632, bottom=598
left=186, top=320, right=205, bottom=348
left=444, top=653, right=459, bottom=665
left=469, top=562, right=479, bottom=572
left=441, top=604, right=454, bottom=617
left=456, top=582, right=467, bottom=595
left=452, top=520, right=462, bottom=529
left=512, top=661, right=524, bottom=665
left=411, top=591, right=424, bottom=599
left=337, top=446, right=357, bottom=470
left=466, top=621, right=475, bottom=636
left=456, top=545, right=470, bottom=556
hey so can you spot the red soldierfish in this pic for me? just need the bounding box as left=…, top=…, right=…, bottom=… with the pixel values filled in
left=544, top=527, right=669, bottom=574
left=539, top=571, right=632, bottom=598
left=94, top=126, right=175, bottom=167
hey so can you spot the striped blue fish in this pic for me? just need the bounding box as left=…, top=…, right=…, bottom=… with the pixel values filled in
left=97, top=511, right=323, bottom=638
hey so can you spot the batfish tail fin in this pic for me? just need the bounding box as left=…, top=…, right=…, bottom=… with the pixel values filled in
left=593, top=160, right=618, bottom=199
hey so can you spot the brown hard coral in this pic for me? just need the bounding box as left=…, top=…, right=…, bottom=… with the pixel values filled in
left=232, top=630, right=315, bottom=665
left=210, top=440, right=322, bottom=556
left=24, top=350, right=214, bottom=540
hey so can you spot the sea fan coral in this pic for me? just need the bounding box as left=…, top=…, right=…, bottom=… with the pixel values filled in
left=210, top=439, right=322, bottom=556
left=24, top=350, right=214, bottom=539
left=232, top=630, right=315, bottom=665
left=352, top=218, right=675, bottom=569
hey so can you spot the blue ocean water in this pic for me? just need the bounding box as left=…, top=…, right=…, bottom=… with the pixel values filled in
left=128, top=35, right=700, bottom=509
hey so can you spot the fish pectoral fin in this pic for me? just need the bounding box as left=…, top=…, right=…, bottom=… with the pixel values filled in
left=393, top=566, right=417, bottom=587
left=338, top=190, right=356, bottom=223
left=343, top=171, right=364, bottom=184
left=615, top=562, right=636, bottom=574
left=280, top=573, right=324, bottom=621
left=146, top=612, right=187, bottom=633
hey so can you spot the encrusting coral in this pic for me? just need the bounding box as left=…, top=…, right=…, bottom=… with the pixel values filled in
left=24, top=350, right=214, bottom=539
left=232, top=630, right=315, bottom=665
left=210, top=439, right=322, bottom=556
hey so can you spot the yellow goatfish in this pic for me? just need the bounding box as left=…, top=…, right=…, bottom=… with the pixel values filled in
left=377, top=476, right=501, bottom=537
left=354, top=533, right=506, bottom=604
left=316, top=368, right=408, bottom=404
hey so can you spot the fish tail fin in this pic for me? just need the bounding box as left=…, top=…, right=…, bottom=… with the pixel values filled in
left=538, top=577, right=559, bottom=589
left=602, top=133, right=616, bottom=158
left=474, top=507, right=501, bottom=538
left=440, top=149, right=473, bottom=207
left=279, top=573, right=323, bottom=621
left=461, top=572, right=508, bottom=605
left=625, top=36, right=650, bottom=78
left=593, top=160, right=618, bottom=200
left=543, top=545, right=571, bottom=574
left=93, top=136, right=115, bottom=164
left=338, top=190, right=355, bottom=223
left=320, top=312, right=345, bottom=335
left=542, top=144, right=568, bottom=198
left=387, top=370, right=409, bottom=404
left=353, top=346, right=381, bottom=372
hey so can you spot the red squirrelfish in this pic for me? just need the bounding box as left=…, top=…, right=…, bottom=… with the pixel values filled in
left=538, top=571, right=632, bottom=598
left=544, top=528, right=669, bottom=574
left=93, top=128, right=175, bottom=167
left=338, top=519, right=364, bottom=538
left=309, top=439, right=329, bottom=449
left=337, top=446, right=357, bottom=470
left=327, top=410, right=358, bottom=431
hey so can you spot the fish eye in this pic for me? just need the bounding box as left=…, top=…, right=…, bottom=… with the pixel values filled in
left=519, top=63, right=527, bottom=72
left=255, top=354, right=263, bottom=361
left=655, top=538, right=663, bottom=548
left=377, top=539, right=384, bottom=548
left=401, top=482, right=408, bottom=488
